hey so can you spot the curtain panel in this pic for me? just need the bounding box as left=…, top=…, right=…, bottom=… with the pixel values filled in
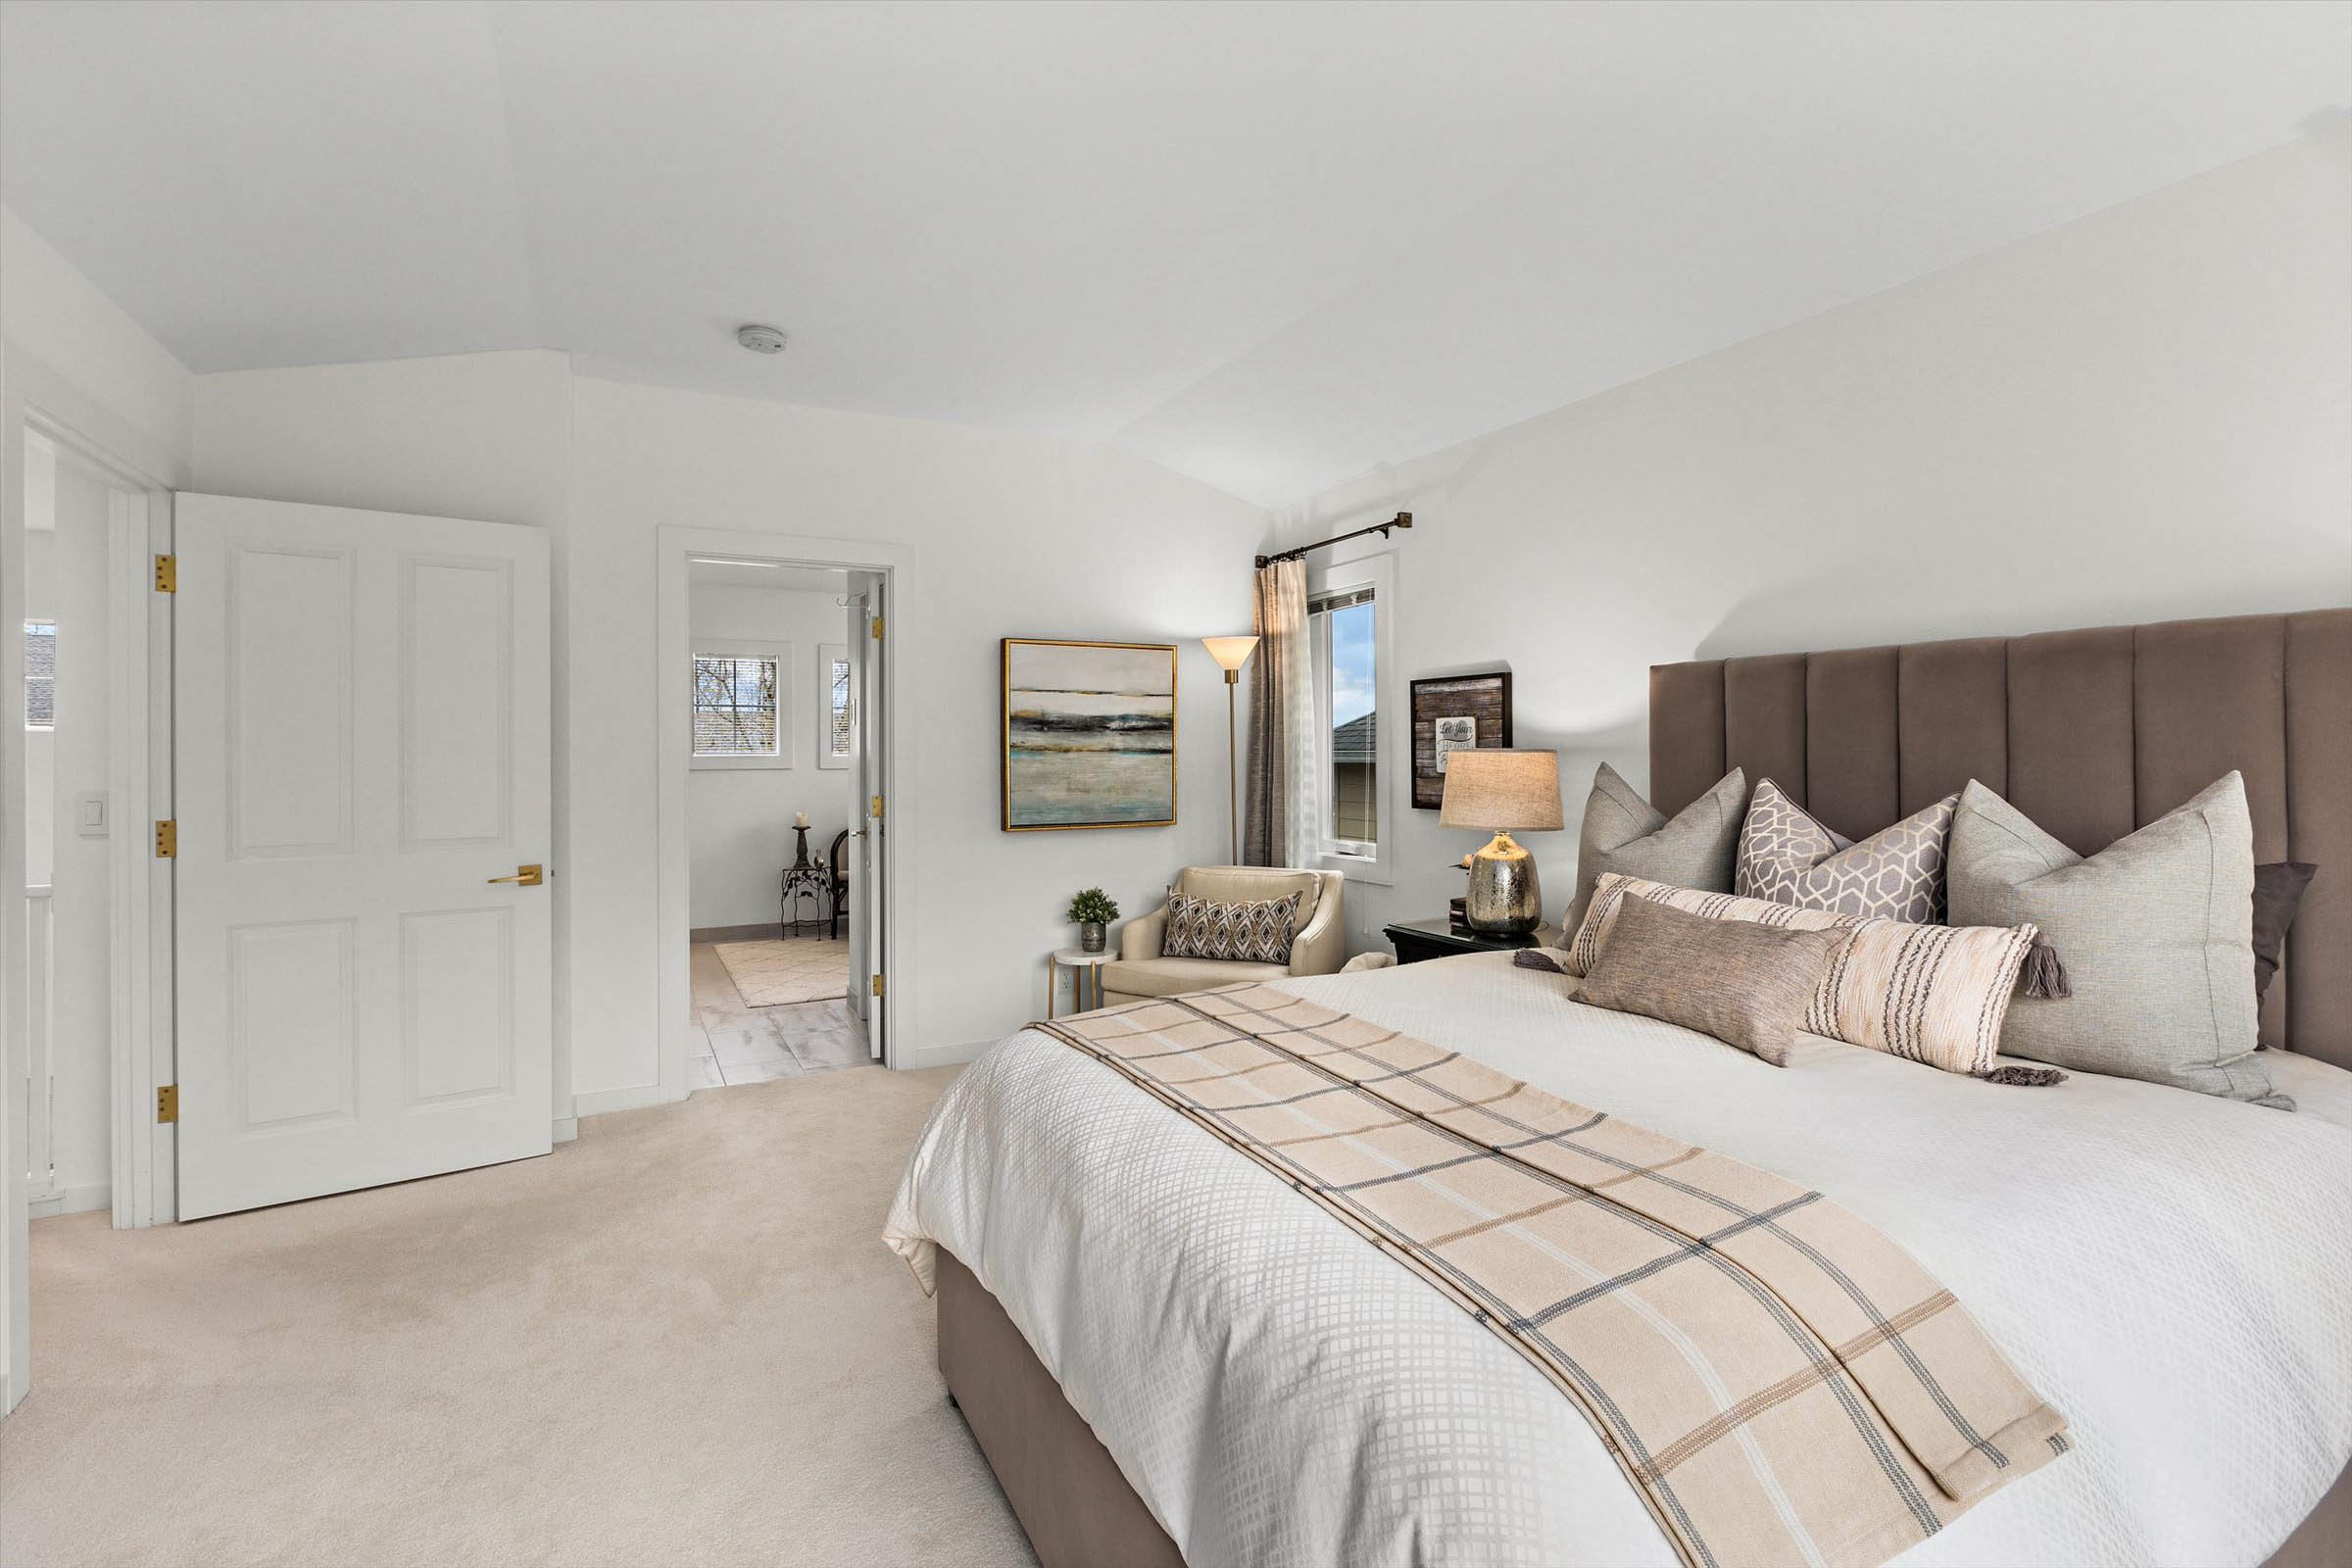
left=1243, top=559, right=1323, bottom=867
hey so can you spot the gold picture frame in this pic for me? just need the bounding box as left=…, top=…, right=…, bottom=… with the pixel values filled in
left=1002, top=638, right=1179, bottom=831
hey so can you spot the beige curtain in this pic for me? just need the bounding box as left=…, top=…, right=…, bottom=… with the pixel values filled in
left=1243, top=559, right=1323, bottom=867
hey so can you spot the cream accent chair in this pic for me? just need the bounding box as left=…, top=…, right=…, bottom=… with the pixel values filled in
left=1102, top=866, right=1348, bottom=1005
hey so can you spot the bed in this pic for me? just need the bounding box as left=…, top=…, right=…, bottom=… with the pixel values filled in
left=886, top=609, right=2352, bottom=1567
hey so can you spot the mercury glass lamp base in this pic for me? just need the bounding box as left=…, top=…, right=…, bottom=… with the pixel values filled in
left=1465, top=832, right=1543, bottom=935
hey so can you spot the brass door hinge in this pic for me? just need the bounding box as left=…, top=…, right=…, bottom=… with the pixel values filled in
left=869, top=794, right=884, bottom=820
left=156, top=1084, right=178, bottom=1123
left=154, top=819, right=177, bottom=858
left=870, top=973, right=885, bottom=998
left=869, top=614, right=883, bottom=641
left=154, top=554, right=176, bottom=593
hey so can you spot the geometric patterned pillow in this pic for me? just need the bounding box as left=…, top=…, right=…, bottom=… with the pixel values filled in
left=1566, top=873, right=2038, bottom=1076
left=1734, top=778, right=1959, bottom=924
left=1161, top=888, right=1303, bottom=964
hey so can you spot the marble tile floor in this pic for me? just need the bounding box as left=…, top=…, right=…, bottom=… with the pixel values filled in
left=688, top=940, right=873, bottom=1088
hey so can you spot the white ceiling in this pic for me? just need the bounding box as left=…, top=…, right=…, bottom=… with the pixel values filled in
left=3, top=1, right=2344, bottom=508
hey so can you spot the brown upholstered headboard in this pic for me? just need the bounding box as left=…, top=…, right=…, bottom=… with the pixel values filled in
left=1650, top=611, right=2352, bottom=1069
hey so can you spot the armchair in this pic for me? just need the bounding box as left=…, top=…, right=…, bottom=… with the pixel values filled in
left=1100, top=866, right=1348, bottom=1005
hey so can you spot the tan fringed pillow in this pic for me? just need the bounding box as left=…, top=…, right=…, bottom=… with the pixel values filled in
left=1567, top=873, right=2038, bottom=1077
left=1576, top=893, right=1845, bottom=1066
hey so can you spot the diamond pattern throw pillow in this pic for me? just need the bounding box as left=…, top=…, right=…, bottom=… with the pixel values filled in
left=1734, top=778, right=1958, bottom=923
left=1161, top=889, right=1303, bottom=964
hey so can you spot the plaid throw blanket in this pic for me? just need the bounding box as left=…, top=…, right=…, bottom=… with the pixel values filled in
left=1038, top=984, right=2069, bottom=1568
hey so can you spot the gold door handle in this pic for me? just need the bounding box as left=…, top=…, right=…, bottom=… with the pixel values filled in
left=487, top=864, right=544, bottom=886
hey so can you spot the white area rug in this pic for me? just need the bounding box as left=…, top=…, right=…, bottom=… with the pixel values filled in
left=1, top=1067, right=1033, bottom=1567
left=716, top=937, right=852, bottom=1006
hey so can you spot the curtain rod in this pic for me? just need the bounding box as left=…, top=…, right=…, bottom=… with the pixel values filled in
left=1254, top=512, right=1411, bottom=569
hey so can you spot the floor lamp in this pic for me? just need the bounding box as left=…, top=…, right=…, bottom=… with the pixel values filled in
left=1201, top=636, right=1260, bottom=865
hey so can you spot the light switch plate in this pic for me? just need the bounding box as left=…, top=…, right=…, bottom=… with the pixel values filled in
left=74, top=790, right=108, bottom=837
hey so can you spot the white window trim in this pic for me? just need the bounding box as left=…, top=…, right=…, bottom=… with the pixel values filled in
left=816, top=640, right=851, bottom=770
left=1307, top=550, right=1396, bottom=887
left=689, top=637, right=793, bottom=770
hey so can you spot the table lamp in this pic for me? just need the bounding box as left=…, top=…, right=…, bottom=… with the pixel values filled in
left=1200, top=636, right=1260, bottom=864
left=1439, top=749, right=1563, bottom=934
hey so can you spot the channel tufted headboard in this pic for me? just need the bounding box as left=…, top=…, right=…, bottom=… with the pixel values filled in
left=1649, top=610, right=2352, bottom=1069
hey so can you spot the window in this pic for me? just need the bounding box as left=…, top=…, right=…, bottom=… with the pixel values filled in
left=24, top=620, right=55, bottom=729
left=818, top=641, right=853, bottom=768
left=690, top=640, right=792, bottom=768
left=1310, top=581, right=1382, bottom=865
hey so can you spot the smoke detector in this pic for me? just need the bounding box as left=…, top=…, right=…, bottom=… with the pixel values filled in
left=735, top=323, right=789, bottom=355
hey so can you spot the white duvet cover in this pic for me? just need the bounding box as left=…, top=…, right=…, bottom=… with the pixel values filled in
left=885, top=952, right=2352, bottom=1567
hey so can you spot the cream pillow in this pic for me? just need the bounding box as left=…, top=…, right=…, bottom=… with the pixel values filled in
left=1567, top=873, right=2038, bottom=1078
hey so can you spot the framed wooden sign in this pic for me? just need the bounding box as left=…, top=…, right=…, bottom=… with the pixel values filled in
left=1002, top=638, right=1178, bottom=830
left=1410, top=671, right=1512, bottom=809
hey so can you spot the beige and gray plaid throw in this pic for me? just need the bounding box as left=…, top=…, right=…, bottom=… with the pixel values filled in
left=1039, top=984, right=2068, bottom=1568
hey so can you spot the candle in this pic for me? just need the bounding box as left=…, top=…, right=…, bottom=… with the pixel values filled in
left=795, top=811, right=809, bottom=828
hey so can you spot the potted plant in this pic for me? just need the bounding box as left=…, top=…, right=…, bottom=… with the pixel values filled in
left=1066, top=887, right=1119, bottom=955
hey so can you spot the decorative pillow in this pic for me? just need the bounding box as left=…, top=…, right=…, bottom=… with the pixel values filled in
left=1575, top=893, right=1844, bottom=1066
left=1568, top=873, right=2038, bottom=1077
left=2252, top=861, right=2317, bottom=1008
left=1564, top=763, right=1745, bottom=938
left=1160, top=888, right=1302, bottom=965
left=1735, top=778, right=1959, bottom=923
left=1946, top=774, right=2283, bottom=1106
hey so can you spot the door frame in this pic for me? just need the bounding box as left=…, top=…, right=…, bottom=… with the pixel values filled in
left=654, top=525, right=909, bottom=1095
left=19, top=413, right=174, bottom=1232
left=1, top=354, right=180, bottom=1412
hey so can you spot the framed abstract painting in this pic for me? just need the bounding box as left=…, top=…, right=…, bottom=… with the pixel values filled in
left=1002, top=638, right=1178, bottom=831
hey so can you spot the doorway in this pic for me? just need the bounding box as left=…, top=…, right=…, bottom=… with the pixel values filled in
left=682, top=558, right=869, bottom=1088
left=657, top=527, right=900, bottom=1097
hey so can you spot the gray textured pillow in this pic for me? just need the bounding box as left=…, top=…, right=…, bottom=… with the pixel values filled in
left=1565, top=763, right=1745, bottom=938
left=1947, top=773, right=2284, bottom=1105
left=1574, top=892, right=1844, bottom=1066
left=1735, top=778, right=1959, bottom=923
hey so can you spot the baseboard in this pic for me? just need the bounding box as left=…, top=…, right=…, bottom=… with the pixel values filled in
left=900, top=1036, right=998, bottom=1070
left=690, top=922, right=785, bottom=943
left=551, top=1116, right=579, bottom=1145
left=569, top=1082, right=681, bottom=1119
left=28, top=1182, right=111, bottom=1220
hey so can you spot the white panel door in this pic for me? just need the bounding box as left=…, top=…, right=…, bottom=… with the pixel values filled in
left=848, top=571, right=885, bottom=1062
left=174, top=494, right=552, bottom=1219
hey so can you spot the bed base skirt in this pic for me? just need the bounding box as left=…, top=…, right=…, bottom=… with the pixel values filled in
left=937, top=1249, right=1183, bottom=1568
left=936, top=1248, right=2349, bottom=1568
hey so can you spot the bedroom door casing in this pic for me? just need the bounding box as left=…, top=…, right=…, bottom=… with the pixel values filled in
left=172, top=494, right=554, bottom=1219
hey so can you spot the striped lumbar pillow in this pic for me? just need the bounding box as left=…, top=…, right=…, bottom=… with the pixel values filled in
left=1567, top=873, right=2037, bottom=1077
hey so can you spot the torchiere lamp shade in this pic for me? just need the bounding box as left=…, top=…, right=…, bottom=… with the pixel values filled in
left=1440, top=749, right=1564, bottom=831
left=1201, top=636, right=1260, bottom=673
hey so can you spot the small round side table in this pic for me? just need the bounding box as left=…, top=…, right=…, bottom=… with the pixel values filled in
left=1049, top=949, right=1115, bottom=1018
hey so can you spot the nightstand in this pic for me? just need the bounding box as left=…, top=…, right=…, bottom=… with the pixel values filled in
left=1383, top=916, right=1558, bottom=965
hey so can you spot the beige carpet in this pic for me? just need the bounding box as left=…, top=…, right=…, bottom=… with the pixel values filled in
left=0, top=1067, right=1035, bottom=1568
left=715, top=938, right=853, bottom=1007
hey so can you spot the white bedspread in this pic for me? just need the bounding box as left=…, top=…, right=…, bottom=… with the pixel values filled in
left=885, top=952, right=2352, bottom=1567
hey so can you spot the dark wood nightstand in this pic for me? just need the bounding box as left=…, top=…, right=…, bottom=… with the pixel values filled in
left=1383, top=916, right=1559, bottom=964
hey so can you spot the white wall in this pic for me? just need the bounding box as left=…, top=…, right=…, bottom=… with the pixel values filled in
left=36, top=456, right=114, bottom=1210
left=567, top=378, right=1265, bottom=1083
left=1275, top=128, right=2352, bottom=952
left=189, top=355, right=1265, bottom=1106
left=687, top=583, right=855, bottom=930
